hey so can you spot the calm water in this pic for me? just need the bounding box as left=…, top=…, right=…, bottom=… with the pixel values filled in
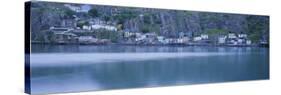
left=30, top=44, right=269, bottom=94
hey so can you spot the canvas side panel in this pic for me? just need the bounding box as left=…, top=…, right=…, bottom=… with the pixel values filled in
left=24, top=1, right=31, bottom=94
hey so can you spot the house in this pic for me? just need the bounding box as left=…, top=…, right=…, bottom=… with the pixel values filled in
left=82, top=25, right=91, bottom=30
left=229, top=40, right=238, bottom=45
left=157, top=36, right=165, bottom=43
left=78, top=36, right=98, bottom=43
left=246, top=40, right=252, bottom=45
left=237, top=38, right=244, bottom=44
left=53, top=32, right=78, bottom=43
left=163, top=38, right=173, bottom=44
left=144, top=33, right=158, bottom=44
left=91, top=24, right=117, bottom=31
left=228, top=33, right=237, bottom=39
left=136, top=35, right=145, bottom=41
left=218, top=36, right=226, bottom=44
left=177, top=37, right=189, bottom=44
left=49, top=27, right=73, bottom=34
left=124, top=31, right=135, bottom=38
left=238, top=34, right=247, bottom=38
left=200, top=34, right=208, bottom=40
left=193, top=36, right=202, bottom=42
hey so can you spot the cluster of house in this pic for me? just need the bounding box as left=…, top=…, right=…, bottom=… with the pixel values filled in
left=48, top=24, right=253, bottom=46
left=122, top=31, right=252, bottom=46
left=217, top=33, right=252, bottom=45
left=49, top=27, right=111, bottom=44
left=123, top=32, right=189, bottom=45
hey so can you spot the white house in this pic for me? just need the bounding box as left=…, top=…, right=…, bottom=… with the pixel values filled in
left=177, top=37, right=189, bottom=44
left=237, top=38, right=244, bottom=44
left=49, top=27, right=73, bottom=34
left=135, top=35, right=146, bottom=41
left=124, top=31, right=135, bottom=38
left=164, top=38, right=174, bottom=44
left=82, top=25, right=91, bottom=30
left=200, top=34, right=208, bottom=40
left=78, top=36, right=97, bottom=43
left=91, top=24, right=117, bottom=31
left=157, top=36, right=165, bottom=43
left=238, top=34, right=247, bottom=38
left=193, top=36, right=202, bottom=41
left=218, top=36, right=226, bottom=44
left=228, top=33, right=237, bottom=39
left=229, top=40, right=238, bottom=45
left=246, top=40, right=252, bottom=45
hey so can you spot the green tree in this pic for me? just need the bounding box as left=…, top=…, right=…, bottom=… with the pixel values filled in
left=88, top=8, right=99, bottom=18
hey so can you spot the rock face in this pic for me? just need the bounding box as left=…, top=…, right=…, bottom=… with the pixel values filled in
left=29, top=1, right=269, bottom=43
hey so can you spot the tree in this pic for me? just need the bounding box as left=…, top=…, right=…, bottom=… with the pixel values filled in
left=64, top=9, right=76, bottom=18
left=88, top=8, right=99, bottom=18
left=103, top=15, right=111, bottom=22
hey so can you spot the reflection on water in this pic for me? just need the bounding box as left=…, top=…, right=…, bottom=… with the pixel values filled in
left=30, top=44, right=269, bottom=94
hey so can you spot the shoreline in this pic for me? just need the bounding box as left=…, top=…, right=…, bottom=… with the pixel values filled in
left=31, top=42, right=269, bottom=48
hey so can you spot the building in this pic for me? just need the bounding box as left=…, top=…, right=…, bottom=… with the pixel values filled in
left=177, top=37, right=189, bottom=44
left=82, top=25, right=91, bottom=30
left=78, top=36, right=98, bottom=43
left=237, top=38, right=244, bottom=44
left=246, top=40, right=252, bottom=45
left=157, top=36, right=165, bottom=43
left=49, top=27, right=73, bottom=33
left=124, top=31, right=135, bottom=38
left=53, top=32, right=77, bottom=43
left=193, top=36, right=202, bottom=42
left=218, top=36, right=226, bottom=44
left=200, top=34, right=208, bottom=40
left=91, top=24, right=117, bottom=31
left=238, top=34, right=247, bottom=38
left=228, top=33, right=237, bottom=39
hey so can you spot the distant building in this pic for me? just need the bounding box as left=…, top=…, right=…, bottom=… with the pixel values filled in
left=218, top=36, right=226, bottom=44
left=157, top=36, right=165, bottom=43
left=49, top=27, right=73, bottom=34
left=193, top=36, right=202, bottom=41
left=52, top=32, right=77, bottom=43
left=238, top=34, right=247, bottom=38
left=228, top=33, right=237, bottom=39
left=124, top=31, right=135, bottom=38
left=200, top=34, right=208, bottom=40
left=135, top=35, right=146, bottom=42
left=78, top=36, right=97, bottom=43
left=177, top=37, right=189, bottom=44
left=91, top=24, right=117, bottom=31
left=237, top=38, right=244, bottom=44
left=246, top=40, right=252, bottom=45
left=82, top=25, right=91, bottom=30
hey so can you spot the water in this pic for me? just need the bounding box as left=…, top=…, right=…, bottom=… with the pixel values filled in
left=30, top=44, right=269, bottom=94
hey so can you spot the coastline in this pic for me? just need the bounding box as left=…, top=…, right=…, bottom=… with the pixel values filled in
left=31, top=42, right=269, bottom=48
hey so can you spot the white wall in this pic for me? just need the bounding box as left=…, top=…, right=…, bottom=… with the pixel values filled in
left=0, top=0, right=280, bottom=95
